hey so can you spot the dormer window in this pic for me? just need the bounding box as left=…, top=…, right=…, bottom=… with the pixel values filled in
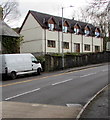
left=63, top=26, right=68, bottom=33
left=48, top=17, right=55, bottom=31
left=85, top=26, right=90, bottom=36
left=74, top=24, right=80, bottom=34
left=62, top=21, right=69, bottom=33
left=85, top=30, right=90, bottom=35
left=95, top=32, right=100, bottom=37
left=95, top=28, right=100, bottom=37
left=48, top=23, right=54, bottom=31
left=74, top=28, right=79, bottom=34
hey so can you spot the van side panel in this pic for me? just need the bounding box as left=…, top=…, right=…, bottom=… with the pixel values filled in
left=5, top=54, right=32, bottom=73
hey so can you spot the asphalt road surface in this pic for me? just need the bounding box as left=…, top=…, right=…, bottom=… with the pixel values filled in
left=2, top=64, right=109, bottom=107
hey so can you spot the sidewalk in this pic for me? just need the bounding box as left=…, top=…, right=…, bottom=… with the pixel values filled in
left=1, top=102, right=82, bottom=118
left=65, top=62, right=109, bottom=73
left=79, top=85, right=109, bottom=119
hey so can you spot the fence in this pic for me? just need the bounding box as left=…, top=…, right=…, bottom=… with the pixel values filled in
left=41, top=52, right=110, bottom=72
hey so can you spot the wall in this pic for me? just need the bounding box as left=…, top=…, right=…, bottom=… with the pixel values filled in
left=83, top=36, right=92, bottom=52
left=72, top=34, right=82, bottom=52
left=20, top=13, right=43, bottom=53
left=45, top=30, right=59, bottom=53
left=59, top=32, right=71, bottom=53
left=44, top=52, right=110, bottom=71
left=93, top=37, right=103, bottom=52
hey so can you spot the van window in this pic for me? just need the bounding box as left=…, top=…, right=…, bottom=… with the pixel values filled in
left=31, top=57, right=37, bottom=63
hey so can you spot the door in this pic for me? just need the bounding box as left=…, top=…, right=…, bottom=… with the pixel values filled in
left=31, top=56, right=39, bottom=71
left=74, top=43, right=80, bottom=53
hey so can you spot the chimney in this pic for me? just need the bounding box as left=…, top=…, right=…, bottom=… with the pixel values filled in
left=0, top=6, right=3, bottom=20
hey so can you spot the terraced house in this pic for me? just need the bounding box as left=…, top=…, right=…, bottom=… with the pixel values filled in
left=20, top=10, right=103, bottom=55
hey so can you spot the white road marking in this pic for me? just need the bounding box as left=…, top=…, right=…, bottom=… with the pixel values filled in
left=66, top=104, right=82, bottom=107
left=80, top=72, right=96, bottom=78
left=52, top=79, right=72, bottom=86
left=5, top=88, right=40, bottom=101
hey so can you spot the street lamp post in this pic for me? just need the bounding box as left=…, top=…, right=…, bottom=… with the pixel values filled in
left=62, top=7, right=64, bottom=70
left=61, top=6, right=74, bottom=70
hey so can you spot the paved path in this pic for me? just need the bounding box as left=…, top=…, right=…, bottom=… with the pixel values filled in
left=80, top=85, right=109, bottom=119
left=1, top=101, right=82, bottom=118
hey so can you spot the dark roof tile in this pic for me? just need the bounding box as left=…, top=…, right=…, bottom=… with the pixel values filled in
left=22, top=10, right=101, bottom=37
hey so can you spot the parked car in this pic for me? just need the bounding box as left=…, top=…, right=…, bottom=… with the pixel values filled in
left=0, top=53, right=42, bottom=79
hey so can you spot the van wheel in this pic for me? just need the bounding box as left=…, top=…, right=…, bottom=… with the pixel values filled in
left=37, top=68, right=41, bottom=75
left=10, top=72, right=16, bottom=79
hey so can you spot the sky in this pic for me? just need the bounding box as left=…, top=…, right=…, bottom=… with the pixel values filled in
left=8, top=0, right=91, bottom=27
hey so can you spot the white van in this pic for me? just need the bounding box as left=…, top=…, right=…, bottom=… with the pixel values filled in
left=0, top=53, right=42, bottom=79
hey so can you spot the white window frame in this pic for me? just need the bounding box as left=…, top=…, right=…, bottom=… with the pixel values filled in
left=63, top=26, right=68, bottom=33
left=63, top=42, right=69, bottom=49
left=84, top=44, right=90, bottom=51
left=74, top=28, right=79, bottom=34
left=85, top=30, right=90, bottom=36
left=47, top=40, right=56, bottom=48
left=74, top=43, right=80, bottom=52
left=48, top=23, right=54, bottom=31
left=95, top=46, right=100, bottom=52
left=95, top=32, right=100, bottom=37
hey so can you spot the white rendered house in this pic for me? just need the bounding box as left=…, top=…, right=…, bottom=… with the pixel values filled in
left=20, top=10, right=103, bottom=55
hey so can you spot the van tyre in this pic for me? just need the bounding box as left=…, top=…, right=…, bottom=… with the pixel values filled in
left=10, top=72, right=16, bottom=79
left=37, top=68, right=41, bottom=75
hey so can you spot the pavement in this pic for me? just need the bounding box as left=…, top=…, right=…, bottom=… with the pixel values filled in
left=1, top=102, right=82, bottom=118
left=0, top=62, right=109, bottom=119
left=79, top=85, right=109, bottom=119
left=65, top=62, right=109, bottom=73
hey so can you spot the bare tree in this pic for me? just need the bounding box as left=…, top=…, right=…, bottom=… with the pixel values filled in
left=0, top=0, right=20, bottom=22
left=71, top=6, right=91, bottom=23
left=84, top=0, right=110, bottom=50
left=86, top=0, right=109, bottom=28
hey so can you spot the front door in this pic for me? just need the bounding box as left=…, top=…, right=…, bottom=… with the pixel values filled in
left=74, top=43, right=80, bottom=53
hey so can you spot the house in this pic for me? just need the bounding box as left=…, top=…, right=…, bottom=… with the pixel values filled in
left=19, top=10, right=103, bottom=55
left=0, top=6, right=20, bottom=54
left=0, top=20, right=20, bottom=54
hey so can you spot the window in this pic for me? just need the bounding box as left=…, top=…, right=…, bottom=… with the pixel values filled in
left=95, top=46, right=100, bottom=52
left=95, top=28, right=100, bottom=37
left=95, top=32, right=100, bottom=37
left=63, top=26, right=68, bottom=33
left=74, top=28, right=79, bottom=34
left=85, top=30, right=90, bottom=36
left=63, top=42, right=69, bottom=49
left=48, top=40, right=56, bottom=48
left=74, top=43, right=80, bottom=52
left=84, top=44, right=90, bottom=51
left=31, top=57, right=37, bottom=63
left=48, top=23, right=54, bottom=31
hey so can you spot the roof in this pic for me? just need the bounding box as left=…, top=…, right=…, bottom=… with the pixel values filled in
left=20, top=10, right=102, bottom=37
left=0, top=20, right=20, bottom=37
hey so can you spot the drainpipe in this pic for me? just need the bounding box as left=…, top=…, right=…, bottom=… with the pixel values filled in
left=44, top=29, right=46, bottom=54
left=92, top=37, right=93, bottom=52
left=71, top=33, right=72, bottom=52
left=58, top=31, right=60, bottom=53
left=82, top=35, right=83, bottom=53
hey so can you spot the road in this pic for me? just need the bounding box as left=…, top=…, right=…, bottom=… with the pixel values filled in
left=2, top=64, right=109, bottom=107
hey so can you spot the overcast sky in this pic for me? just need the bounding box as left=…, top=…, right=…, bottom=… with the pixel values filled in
left=9, top=0, right=91, bottom=27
